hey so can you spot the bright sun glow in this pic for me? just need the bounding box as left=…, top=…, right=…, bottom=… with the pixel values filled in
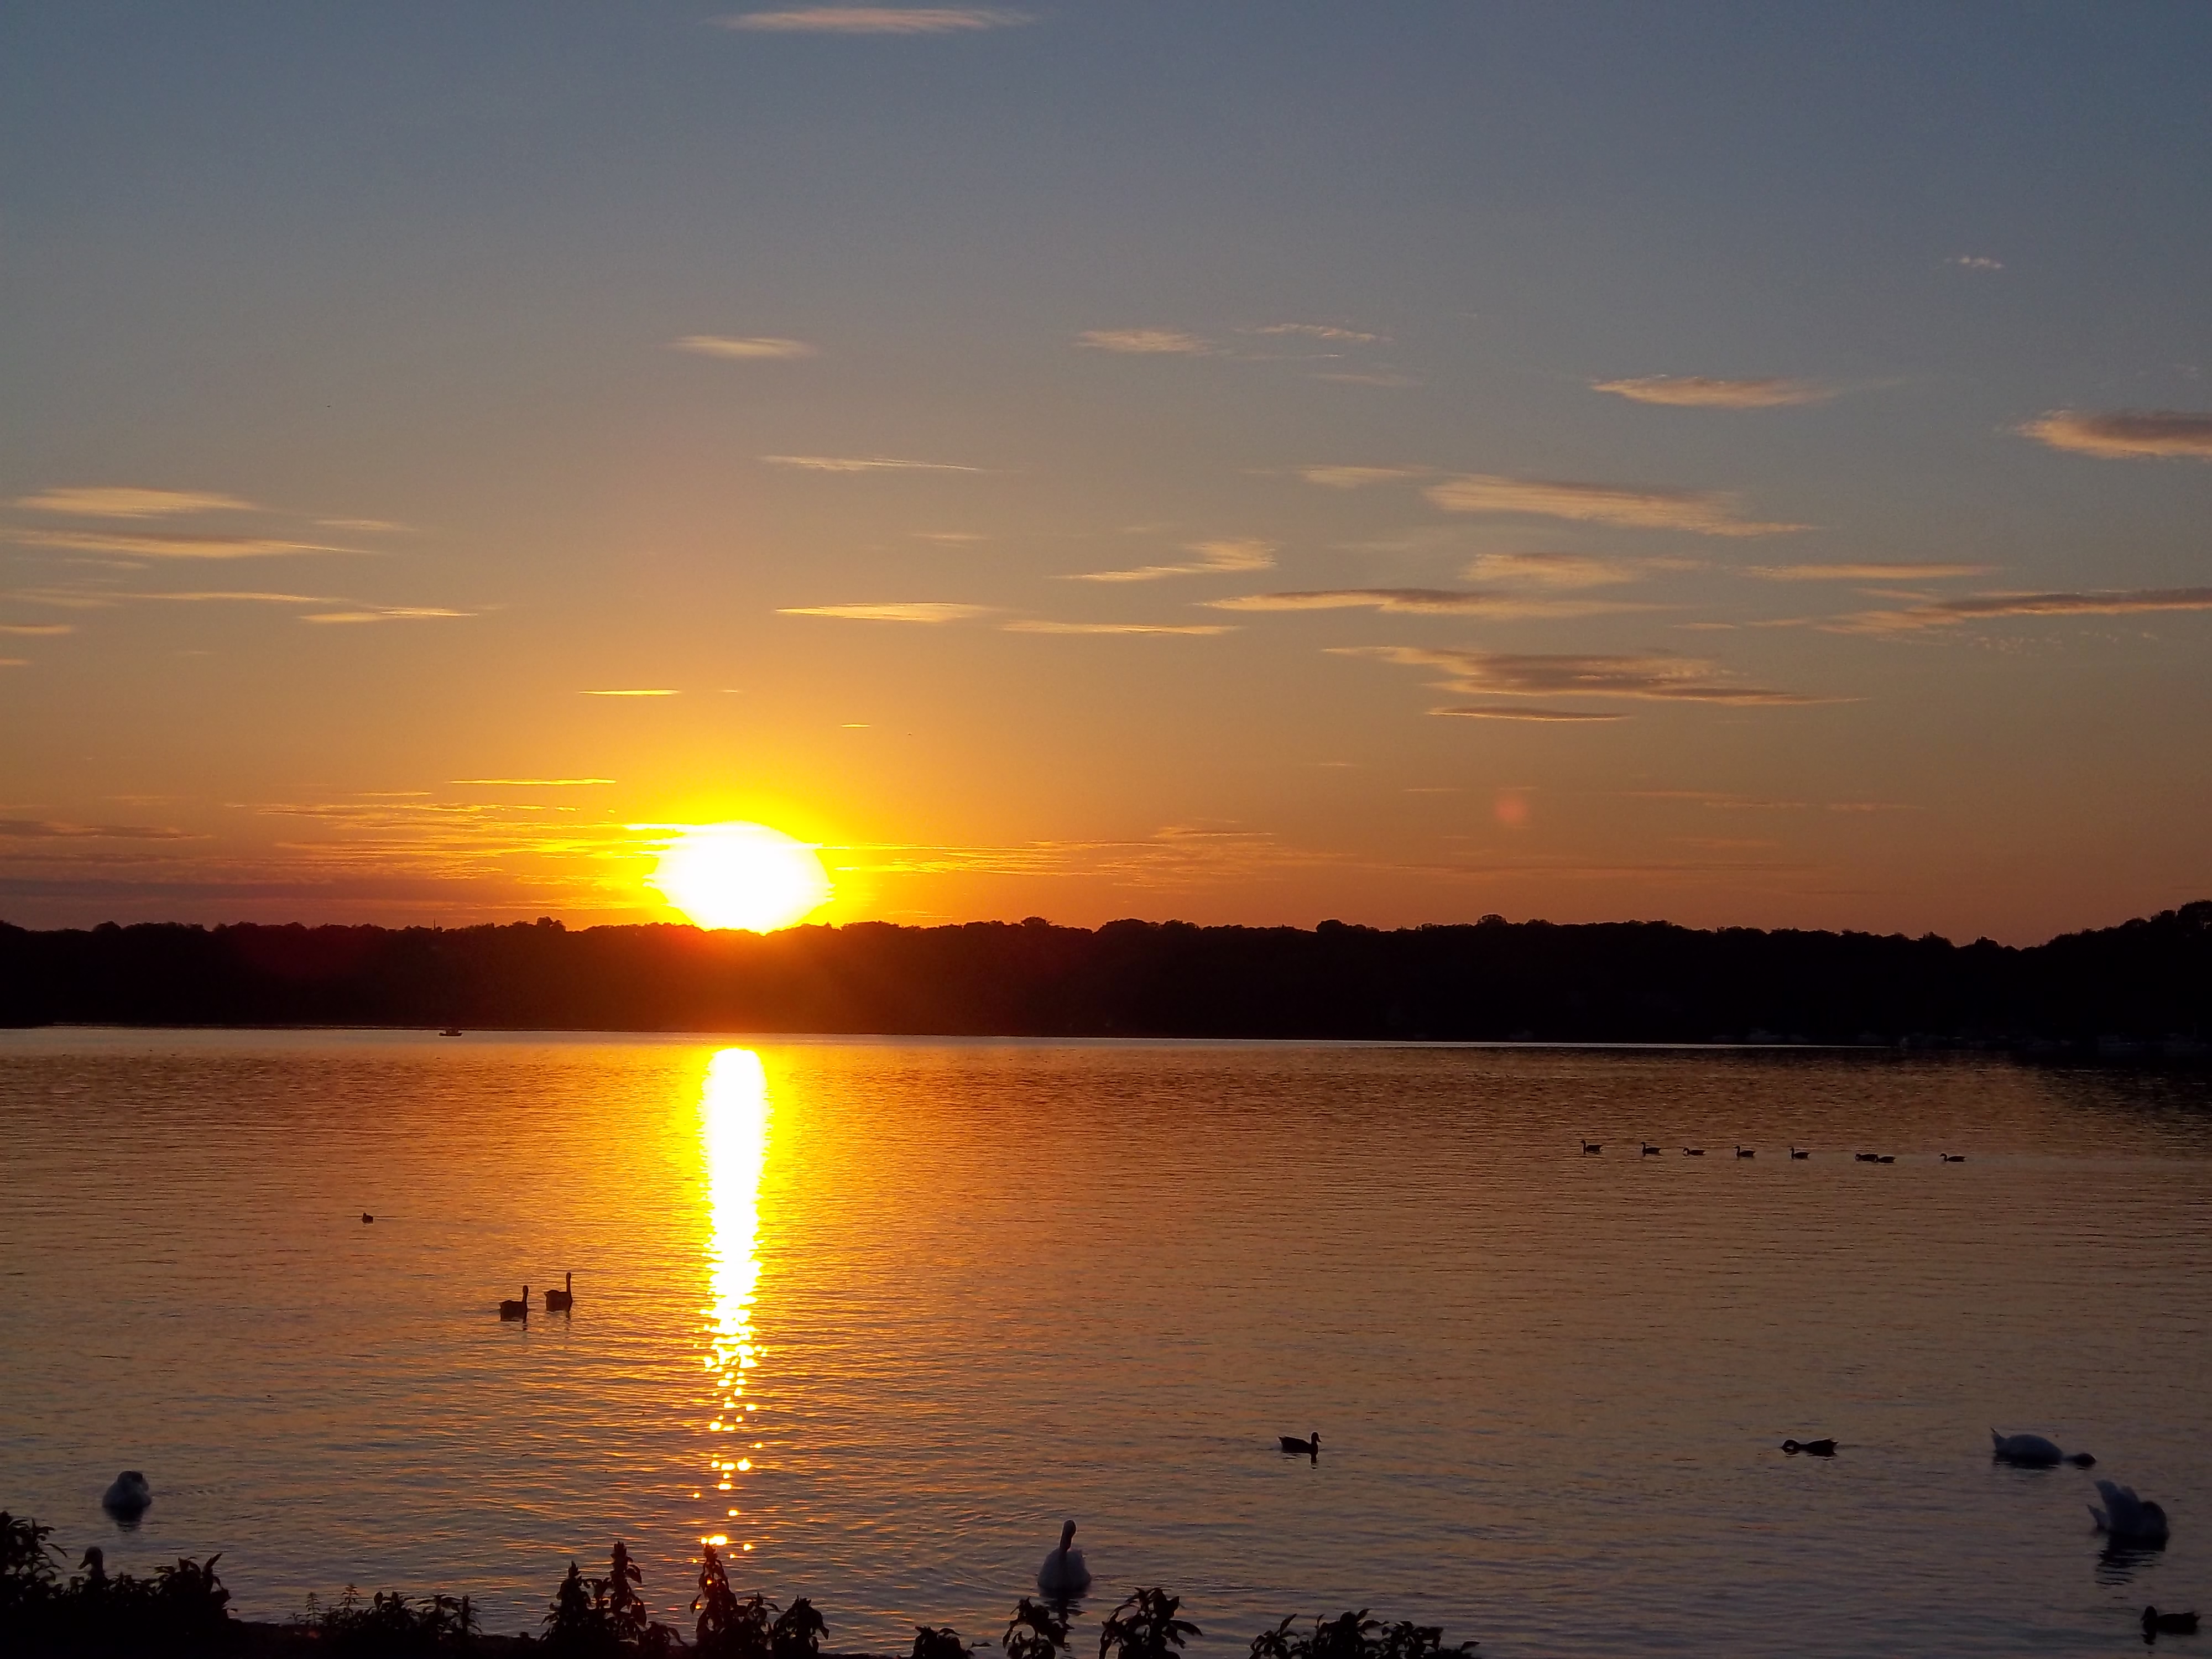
left=650, top=821, right=832, bottom=931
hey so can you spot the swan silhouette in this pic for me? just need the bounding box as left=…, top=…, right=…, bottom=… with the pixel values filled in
left=101, top=1473, right=151, bottom=1517
left=2091, top=1480, right=2171, bottom=1546
left=1991, top=1431, right=2095, bottom=1468
left=1279, top=1432, right=1319, bottom=1457
left=1037, top=1520, right=1091, bottom=1595
left=1781, top=1438, right=1837, bottom=1457
left=545, top=1272, right=574, bottom=1313
left=499, top=1286, right=529, bottom=1321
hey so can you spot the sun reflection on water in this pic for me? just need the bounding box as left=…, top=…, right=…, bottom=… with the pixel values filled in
left=700, top=1048, right=770, bottom=1550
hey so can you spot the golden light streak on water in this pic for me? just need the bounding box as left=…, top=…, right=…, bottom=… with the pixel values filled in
left=700, top=1047, right=770, bottom=1549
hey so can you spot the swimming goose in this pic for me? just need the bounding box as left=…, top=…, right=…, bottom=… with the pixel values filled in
left=1781, top=1438, right=1837, bottom=1457
left=2144, top=1608, right=2200, bottom=1637
left=1279, top=1432, right=1320, bottom=1457
left=1940, top=1154, right=1966, bottom=1163
left=1581, top=1140, right=1601, bottom=1154
left=1854, top=1152, right=1881, bottom=1163
left=1037, top=1520, right=1091, bottom=1596
left=499, top=1286, right=529, bottom=1321
left=1735, top=1145, right=1755, bottom=1158
left=546, top=1272, right=574, bottom=1313
left=1683, top=1147, right=1705, bottom=1156
left=1790, top=1147, right=1810, bottom=1159
left=2091, top=1480, right=2170, bottom=1546
left=100, top=1473, right=151, bottom=1517
left=1641, top=1144, right=1660, bottom=1156
left=362, top=1212, right=374, bottom=1223
left=1991, top=1431, right=2095, bottom=1468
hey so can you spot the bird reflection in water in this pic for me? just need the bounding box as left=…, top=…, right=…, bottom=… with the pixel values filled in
left=700, top=1048, right=771, bottom=1554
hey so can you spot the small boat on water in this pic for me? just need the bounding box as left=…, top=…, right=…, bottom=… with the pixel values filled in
left=439, top=1027, right=463, bottom=1037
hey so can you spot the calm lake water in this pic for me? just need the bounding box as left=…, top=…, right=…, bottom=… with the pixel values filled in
left=3, top=1032, right=2209, bottom=1656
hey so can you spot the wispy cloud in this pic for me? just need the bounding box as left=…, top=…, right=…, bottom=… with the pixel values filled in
left=718, top=6, right=1029, bottom=33
left=301, top=607, right=471, bottom=624
left=1746, top=561, right=1994, bottom=582
left=2020, top=410, right=2212, bottom=461
left=1078, top=328, right=1211, bottom=355
left=581, top=687, right=681, bottom=696
left=13, top=529, right=356, bottom=560
left=675, top=335, right=817, bottom=359
left=1003, top=620, right=1237, bottom=635
left=0, top=817, right=199, bottom=841
left=1431, top=705, right=1627, bottom=722
left=1950, top=255, right=2004, bottom=270
left=1071, top=539, right=1276, bottom=583
left=1313, top=370, right=1420, bottom=388
left=1462, top=551, right=1658, bottom=588
left=1247, top=322, right=1387, bottom=345
left=0, top=623, right=74, bottom=636
left=1424, top=474, right=1808, bottom=536
left=1208, top=588, right=1654, bottom=618
left=450, top=779, right=615, bottom=787
left=1835, top=586, right=2212, bottom=633
left=15, top=486, right=257, bottom=519
left=760, top=454, right=983, bottom=473
left=1299, top=464, right=1427, bottom=489
left=1592, top=375, right=1830, bottom=409
left=779, top=601, right=994, bottom=622
left=915, top=531, right=983, bottom=544
left=1338, top=644, right=1827, bottom=705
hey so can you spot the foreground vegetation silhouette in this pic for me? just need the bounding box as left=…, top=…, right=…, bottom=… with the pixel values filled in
left=2, top=901, right=2208, bottom=1044
left=1, top=1516, right=1479, bottom=1657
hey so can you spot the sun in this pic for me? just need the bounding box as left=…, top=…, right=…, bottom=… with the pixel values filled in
left=650, top=822, right=833, bottom=932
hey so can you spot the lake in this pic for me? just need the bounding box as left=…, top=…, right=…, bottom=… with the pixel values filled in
left=2, top=1031, right=2208, bottom=1656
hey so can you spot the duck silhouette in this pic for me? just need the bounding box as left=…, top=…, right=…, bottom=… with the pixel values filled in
left=1683, top=1147, right=1705, bottom=1156
left=1279, top=1432, right=1319, bottom=1457
left=1641, top=1144, right=1660, bottom=1156
left=1581, top=1140, right=1601, bottom=1154
left=1036, top=1520, right=1091, bottom=1595
left=1735, top=1145, right=1755, bottom=1158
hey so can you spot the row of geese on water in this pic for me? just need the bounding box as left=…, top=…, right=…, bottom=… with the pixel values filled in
left=1582, top=1141, right=1965, bottom=1162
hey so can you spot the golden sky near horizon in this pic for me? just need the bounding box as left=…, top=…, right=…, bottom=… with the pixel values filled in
left=3, top=5, right=2209, bottom=943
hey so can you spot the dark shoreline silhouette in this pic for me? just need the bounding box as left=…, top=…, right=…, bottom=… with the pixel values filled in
left=1, top=902, right=2205, bottom=1048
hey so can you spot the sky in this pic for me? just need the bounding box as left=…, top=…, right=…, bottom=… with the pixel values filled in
left=3, top=2, right=2209, bottom=943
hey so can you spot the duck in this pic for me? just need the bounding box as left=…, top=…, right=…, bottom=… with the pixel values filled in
left=499, top=1286, right=529, bottom=1321
left=1036, top=1520, right=1091, bottom=1596
left=1641, top=1143, right=1661, bottom=1156
left=546, top=1272, right=574, bottom=1313
left=1735, top=1145, right=1755, bottom=1158
left=101, top=1472, right=152, bottom=1517
left=1781, top=1438, right=1837, bottom=1457
left=2144, top=1608, right=2200, bottom=1638
left=1279, top=1432, right=1320, bottom=1457
left=1990, top=1430, right=2095, bottom=1468
left=1790, top=1147, right=1810, bottom=1159
left=1581, top=1140, right=1601, bottom=1154
left=2091, top=1480, right=2171, bottom=1546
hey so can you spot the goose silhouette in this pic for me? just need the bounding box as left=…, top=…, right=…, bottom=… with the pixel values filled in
left=1781, top=1438, right=1837, bottom=1457
left=1683, top=1147, right=1705, bottom=1156
left=1941, top=1154, right=1966, bottom=1163
left=2091, top=1480, right=2171, bottom=1546
left=499, top=1286, right=529, bottom=1321
left=1279, top=1432, right=1319, bottom=1457
left=100, top=1473, right=151, bottom=1517
left=1790, top=1147, right=1810, bottom=1159
left=1735, top=1145, right=1755, bottom=1158
left=1854, top=1152, right=1881, bottom=1163
left=361, top=1212, right=374, bottom=1223
left=1037, top=1520, right=1091, bottom=1595
left=1581, top=1140, right=1601, bottom=1154
left=1991, top=1430, right=2095, bottom=1468
left=545, top=1272, right=574, bottom=1313
left=2145, top=1608, right=2200, bottom=1638
left=1641, top=1144, right=1660, bottom=1156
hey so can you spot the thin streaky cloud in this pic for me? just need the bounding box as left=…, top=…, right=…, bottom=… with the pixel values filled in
left=14, top=529, right=357, bottom=560
left=1834, top=586, right=2212, bottom=634
left=0, top=658, right=25, bottom=667
left=1300, top=465, right=1427, bottom=489
left=1431, top=705, right=1628, bottom=723
left=719, top=6, right=1029, bottom=33
left=1747, top=562, right=1994, bottom=582
left=2020, top=410, right=2212, bottom=461
left=1207, top=588, right=1657, bottom=619
left=1071, top=539, right=1275, bottom=583
left=316, top=517, right=411, bottom=533
left=0, top=817, right=199, bottom=841
left=450, top=779, right=615, bottom=787
left=1592, top=375, right=1831, bottom=409
left=1314, top=371, right=1420, bottom=388
left=1462, top=551, right=1649, bottom=588
left=1248, top=323, right=1387, bottom=344
left=1003, top=620, right=1237, bottom=635
left=779, top=602, right=994, bottom=622
left=580, top=688, right=681, bottom=697
left=141, top=591, right=337, bottom=604
left=1424, top=474, right=1808, bottom=537
left=15, top=486, right=257, bottom=519
left=0, top=623, right=74, bottom=636
left=760, top=455, right=984, bottom=473
left=1950, top=255, right=2004, bottom=270
left=1078, top=328, right=1211, bottom=356
left=1337, top=644, right=1828, bottom=706
left=301, top=607, right=471, bottom=624
left=675, top=335, right=817, bottom=360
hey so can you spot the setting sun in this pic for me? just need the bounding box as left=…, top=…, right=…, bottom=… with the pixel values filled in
left=650, top=822, right=832, bottom=932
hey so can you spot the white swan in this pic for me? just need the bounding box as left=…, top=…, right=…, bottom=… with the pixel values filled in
left=2091, top=1480, right=2171, bottom=1546
left=1037, top=1520, right=1091, bottom=1596
left=1991, top=1430, right=2095, bottom=1468
left=101, top=1472, right=152, bottom=1516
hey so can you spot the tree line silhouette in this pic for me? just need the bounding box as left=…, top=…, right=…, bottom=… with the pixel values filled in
left=1, top=902, right=2206, bottom=1045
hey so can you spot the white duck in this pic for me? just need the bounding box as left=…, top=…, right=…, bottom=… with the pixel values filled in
left=2091, top=1480, right=2171, bottom=1547
left=1037, top=1520, right=1091, bottom=1596
left=1991, top=1431, right=2095, bottom=1468
left=101, top=1472, right=152, bottom=1516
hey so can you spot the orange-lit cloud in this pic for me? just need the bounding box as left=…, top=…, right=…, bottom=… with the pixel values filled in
left=759, top=455, right=983, bottom=473
left=1424, top=474, right=1808, bottom=536
left=1248, top=322, right=1387, bottom=344
left=675, top=335, right=817, bottom=359
left=0, top=623, right=74, bottom=635
left=1746, top=562, right=1994, bottom=581
left=1461, top=551, right=1667, bottom=588
left=301, top=607, right=472, bottom=624
left=1078, top=328, right=1211, bottom=354
left=1003, top=620, right=1235, bottom=634
left=1, top=817, right=200, bottom=840
left=14, top=529, right=357, bottom=560
left=15, top=486, right=259, bottom=518
left=1339, top=644, right=1827, bottom=705
left=1299, top=464, right=1426, bottom=488
left=1071, top=539, right=1275, bottom=582
left=581, top=687, right=681, bottom=696
left=1835, top=586, right=2212, bottom=633
left=1592, top=376, right=1830, bottom=409
left=1208, top=588, right=1655, bottom=618
left=779, top=601, right=994, bottom=622
left=2020, top=410, right=2212, bottom=460
left=450, top=778, right=615, bottom=787
left=1431, top=705, right=1627, bottom=722
left=718, top=6, right=1029, bottom=33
